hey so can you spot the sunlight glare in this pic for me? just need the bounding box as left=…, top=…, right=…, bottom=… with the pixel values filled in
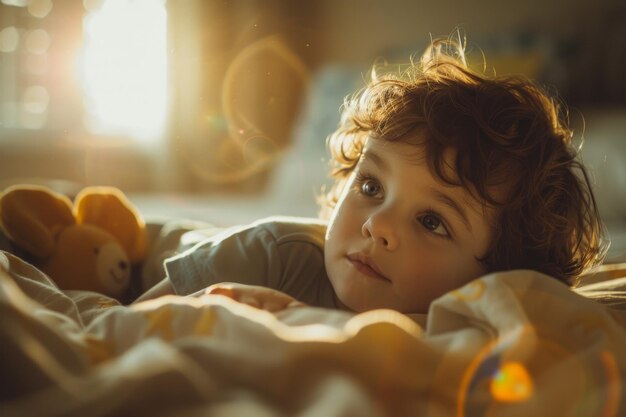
left=81, top=0, right=167, bottom=142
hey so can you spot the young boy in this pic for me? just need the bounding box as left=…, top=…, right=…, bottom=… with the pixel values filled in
left=138, top=38, right=606, bottom=314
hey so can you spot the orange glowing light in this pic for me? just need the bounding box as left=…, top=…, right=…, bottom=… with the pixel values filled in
left=490, top=361, right=533, bottom=402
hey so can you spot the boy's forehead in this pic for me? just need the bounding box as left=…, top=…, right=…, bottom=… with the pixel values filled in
left=363, top=135, right=453, bottom=170
left=363, top=135, right=424, bottom=159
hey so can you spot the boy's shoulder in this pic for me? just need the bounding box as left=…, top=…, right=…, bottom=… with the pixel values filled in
left=249, top=216, right=327, bottom=247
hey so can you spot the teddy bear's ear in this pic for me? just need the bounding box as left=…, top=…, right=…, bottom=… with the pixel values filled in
left=74, top=186, right=147, bottom=263
left=0, top=185, right=75, bottom=258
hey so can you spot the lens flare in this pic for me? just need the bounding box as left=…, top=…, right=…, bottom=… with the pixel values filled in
left=600, top=350, right=621, bottom=417
left=455, top=323, right=623, bottom=417
left=489, top=361, right=533, bottom=402
left=183, top=36, right=308, bottom=186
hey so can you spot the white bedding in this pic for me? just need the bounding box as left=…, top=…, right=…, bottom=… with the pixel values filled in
left=2, top=246, right=626, bottom=417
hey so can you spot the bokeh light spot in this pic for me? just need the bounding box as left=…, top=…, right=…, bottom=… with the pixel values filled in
left=22, top=85, right=49, bottom=114
left=0, top=26, right=20, bottom=53
left=490, top=361, right=533, bottom=402
left=1, top=0, right=28, bottom=6
left=83, top=0, right=103, bottom=12
left=28, top=0, right=53, bottom=18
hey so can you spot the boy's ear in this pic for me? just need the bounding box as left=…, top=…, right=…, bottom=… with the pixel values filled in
left=0, top=185, right=75, bottom=258
left=74, top=186, right=147, bottom=263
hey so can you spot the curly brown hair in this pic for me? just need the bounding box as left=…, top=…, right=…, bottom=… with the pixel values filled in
left=322, top=38, right=607, bottom=285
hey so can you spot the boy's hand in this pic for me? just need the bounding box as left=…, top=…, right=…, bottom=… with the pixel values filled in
left=205, top=283, right=305, bottom=312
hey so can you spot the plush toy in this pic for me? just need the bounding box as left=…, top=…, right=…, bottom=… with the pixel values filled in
left=0, top=185, right=147, bottom=301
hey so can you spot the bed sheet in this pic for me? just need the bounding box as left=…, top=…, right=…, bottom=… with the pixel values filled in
left=2, top=246, right=626, bottom=417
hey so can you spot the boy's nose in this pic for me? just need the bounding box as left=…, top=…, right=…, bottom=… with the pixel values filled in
left=361, top=211, right=398, bottom=251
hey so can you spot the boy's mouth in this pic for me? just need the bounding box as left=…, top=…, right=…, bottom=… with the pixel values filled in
left=346, top=253, right=390, bottom=282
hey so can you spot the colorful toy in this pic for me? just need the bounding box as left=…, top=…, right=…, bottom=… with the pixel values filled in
left=0, top=185, right=147, bottom=300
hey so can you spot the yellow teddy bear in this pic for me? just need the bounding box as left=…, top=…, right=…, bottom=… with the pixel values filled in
left=0, top=185, right=147, bottom=301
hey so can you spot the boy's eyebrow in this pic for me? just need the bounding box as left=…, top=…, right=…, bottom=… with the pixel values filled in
left=362, top=150, right=389, bottom=172
left=430, top=188, right=472, bottom=231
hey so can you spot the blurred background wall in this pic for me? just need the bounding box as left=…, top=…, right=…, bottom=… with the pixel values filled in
left=0, top=0, right=624, bottom=196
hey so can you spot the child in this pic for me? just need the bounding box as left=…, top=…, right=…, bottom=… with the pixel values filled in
left=137, top=37, right=607, bottom=314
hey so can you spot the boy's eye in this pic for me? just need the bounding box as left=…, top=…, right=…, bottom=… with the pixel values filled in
left=361, top=179, right=382, bottom=197
left=419, top=214, right=450, bottom=237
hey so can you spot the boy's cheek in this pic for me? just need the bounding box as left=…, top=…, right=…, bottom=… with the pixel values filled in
left=325, top=208, right=354, bottom=244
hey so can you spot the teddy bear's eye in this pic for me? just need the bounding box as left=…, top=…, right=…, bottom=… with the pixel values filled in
left=93, top=247, right=100, bottom=255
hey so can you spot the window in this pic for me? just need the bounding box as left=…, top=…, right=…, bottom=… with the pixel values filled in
left=80, top=0, right=168, bottom=142
left=0, top=0, right=168, bottom=143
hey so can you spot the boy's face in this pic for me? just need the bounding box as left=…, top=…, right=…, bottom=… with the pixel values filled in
left=324, top=136, right=494, bottom=313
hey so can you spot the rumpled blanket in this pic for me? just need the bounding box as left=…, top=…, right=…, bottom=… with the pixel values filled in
left=1, top=250, right=625, bottom=417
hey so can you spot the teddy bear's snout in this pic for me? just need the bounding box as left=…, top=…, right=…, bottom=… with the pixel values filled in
left=118, top=261, right=128, bottom=270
